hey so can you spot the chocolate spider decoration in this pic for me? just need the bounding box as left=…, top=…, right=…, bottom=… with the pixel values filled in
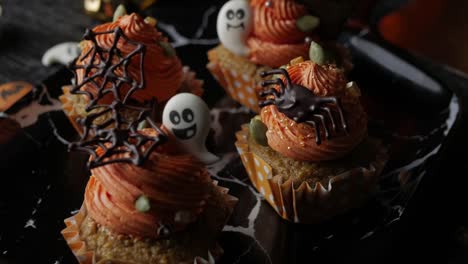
left=55, top=26, right=168, bottom=169
left=259, top=68, right=348, bottom=145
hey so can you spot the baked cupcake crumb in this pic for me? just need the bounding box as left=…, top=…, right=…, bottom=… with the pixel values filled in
left=248, top=131, right=385, bottom=187
left=80, top=183, right=231, bottom=264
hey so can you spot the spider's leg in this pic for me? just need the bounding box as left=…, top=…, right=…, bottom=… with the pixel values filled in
left=314, top=114, right=330, bottom=139
left=320, top=106, right=337, bottom=132
left=319, top=97, right=348, bottom=133
left=305, top=120, right=321, bottom=145
left=261, top=78, right=286, bottom=94
left=259, top=88, right=280, bottom=98
left=261, top=68, right=293, bottom=89
left=259, top=99, right=276, bottom=108
left=260, top=69, right=287, bottom=78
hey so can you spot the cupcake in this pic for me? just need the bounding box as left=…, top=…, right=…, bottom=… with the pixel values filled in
left=235, top=58, right=388, bottom=223
left=207, top=0, right=351, bottom=113
left=60, top=11, right=203, bottom=133
left=62, top=129, right=237, bottom=264
left=61, top=87, right=237, bottom=263
left=61, top=53, right=236, bottom=262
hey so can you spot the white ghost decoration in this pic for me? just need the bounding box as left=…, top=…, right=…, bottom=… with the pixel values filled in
left=162, top=93, right=219, bottom=164
left=216, top=0, right=253, bottom=57
left=41, top=42, right=81, bottom=67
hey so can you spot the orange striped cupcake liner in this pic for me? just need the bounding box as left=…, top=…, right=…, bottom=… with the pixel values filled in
left=235, top=124, right=388, bottom=223
left=61, top=205, right=95, bottom=264
left=207, top=45, right=270, bottom=113
left=62, top=181, right=237, bottom=264
left=62, top=204, right=143, bottom=264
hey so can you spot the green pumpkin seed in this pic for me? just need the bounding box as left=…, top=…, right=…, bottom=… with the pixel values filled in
left=250, top=116, right=268, bottom=146
left=135, top=195, right=151, bottom=213
left=113, top=4, right=127, bottom=22
left=137, top=120, right=149, bottom=130
left=296, top=15, right=320, bottom=33
left=158, top=41, right=176, bottom=57
left=309, top=41, right=325, bottom=65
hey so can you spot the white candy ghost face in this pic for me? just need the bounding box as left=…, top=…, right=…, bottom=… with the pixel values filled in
left=167, top=107, right=197, bottom=140
left=217, top=0, right=253, bottom=57
left=163, top=93, right=219, bottom=164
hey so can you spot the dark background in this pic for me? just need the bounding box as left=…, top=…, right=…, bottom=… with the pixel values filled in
left=0, top=0, right=468, bottom=263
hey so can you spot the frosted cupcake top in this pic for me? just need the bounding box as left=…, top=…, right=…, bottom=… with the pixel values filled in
left=75, top=13, right=184, bottom=104
left=259, top=59, right=367, bottom=161
left=86, top=128, right=213, bottom=238
left=217, top=0, right=321, bottom=67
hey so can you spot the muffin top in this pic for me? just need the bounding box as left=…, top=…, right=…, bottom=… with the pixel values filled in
left=260, top=60, right=367, bottom=161
left=85, top=128, right=213, bottom=239
left=75, top=13, right=183, bottom=104
left=247, top=0, right=313, bottom=67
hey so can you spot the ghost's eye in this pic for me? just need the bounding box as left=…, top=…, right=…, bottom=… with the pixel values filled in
left=169, top=111, right=181, bottom=125
left=182, top=109, right=194, bottom=122
left=236, top=9, right=245, bottom=19
left=226, top=9, right=235, bottom=20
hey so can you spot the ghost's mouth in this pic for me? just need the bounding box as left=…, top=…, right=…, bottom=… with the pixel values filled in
left=227, top=23, right=244, bottom=30
left=172, top=124, right=197, bottom=140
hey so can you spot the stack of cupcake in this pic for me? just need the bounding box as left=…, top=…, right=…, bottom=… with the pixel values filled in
left=60, top=10, right=237, bottom=264
left=59, top=1, right=391, bottom=262
left=60, top=12, right=203, bottom=133
left=207, top=0, right=353, bottom=112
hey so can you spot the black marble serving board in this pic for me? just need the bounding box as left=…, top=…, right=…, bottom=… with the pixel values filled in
left=1, top=1, right=468, bottom=264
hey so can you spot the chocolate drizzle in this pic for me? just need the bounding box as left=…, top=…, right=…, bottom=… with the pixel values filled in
left=70, top=27, right=146, bottom=108
left=258, top=68, right=348, bottom=145
left=68, top=99, right=168, bottom=169
left=57, top=26, right=168, bottom=169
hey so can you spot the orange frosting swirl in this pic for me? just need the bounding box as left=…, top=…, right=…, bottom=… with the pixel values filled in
left=77, top=13, right=183, bottom=103
left=248, top=0, right=310, bottom=67
left=247, top=37, right=309, bottom=69
left=84, top=129, right=212, bottom=238
left=260, top=61, right=368, bottom=161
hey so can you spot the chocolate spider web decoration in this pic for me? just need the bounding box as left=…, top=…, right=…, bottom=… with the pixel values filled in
left=70, top=27, right=146, bottom=108
left=56, top=26, right=168, bottom=169
left=70, top=100, right=168, bottom=168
